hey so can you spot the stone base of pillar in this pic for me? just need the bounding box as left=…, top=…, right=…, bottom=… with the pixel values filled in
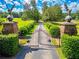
left=60, top=22, right=77, bottom=36
left=2, top=22, right=18, bottom=34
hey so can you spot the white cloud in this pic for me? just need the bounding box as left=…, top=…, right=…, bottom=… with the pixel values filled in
left=2, top=5, right=7, bottom=8
left=37, top=6, right=42, bottom=9
left=68, top=2, right=77, bottom=12
left=0, top=8, right=3, bottom=11
left=39, top=9, right=42, bottom=14
left=69, top=2, right=77, bottom=8
left=4, top=0, right=13, bottom=2
left=0, top=4, right=6, bottom=9
left=77, top=4, right=79, bottom=10
left=42, top=0, right=49, bottom=3
left=72, top=7, right=77, bottom=13
left=36, top=0, right=38, bottom=4
left=4, top=0, right=13, bottom=3
left=61, top=4, right=65, bottom=10
left=4, top=0, right=13, bottom=5
left=12, top=8, right=23, bottom=12
left=23, top=0, right=31, bottom=4
left=14, top=1, right=20, bottom=6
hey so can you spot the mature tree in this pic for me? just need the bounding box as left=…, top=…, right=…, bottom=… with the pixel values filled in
left=75, top=11, right=79, bottom=20
left=0, top=12, right=8, bottom=18
left=42, top=1, right=48, bottom=14
left=42, top=5, right=62, bottom=22
left=21, top=10, right=33, bottom=20
left=21, top=0, right=41, bottom=22
left=32, top=8, right=40, bottom=22
left=31, top=0, right=36, bottom=9
left=21, top=7, right=40, bottom=22
left=12, top=12, right=22, bottom=18
left=31, top=0, right=40, bottom=22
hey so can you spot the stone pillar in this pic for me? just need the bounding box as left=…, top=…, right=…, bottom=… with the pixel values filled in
left=60, top=22, right=77, bottom=36
left=2, top=22, right=18, bottom=34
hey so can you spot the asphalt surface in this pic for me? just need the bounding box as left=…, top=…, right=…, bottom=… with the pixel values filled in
left=0, top=23, right=59, bottom=59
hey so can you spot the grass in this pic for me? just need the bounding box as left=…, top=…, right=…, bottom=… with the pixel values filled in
left=0, top=18, right=35, bottom=32
left=13, top=18, right=34, bottom=29
left=19, top=39, right=28, bottom=46
left=56, top=48, right=67, bottom=59
left=44, top=23, right=50, bottom=33
left=0, top=25, right=3, bottom=32
left=51, top=39, right=66, bottom=59
left=31, top=23, right=38, bottom=33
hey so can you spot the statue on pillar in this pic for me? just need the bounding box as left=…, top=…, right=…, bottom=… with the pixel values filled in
left=64, top=3, right=72, bottom=22
left=7, top=10, right=13, bottom=22
left=1, top=1, right=18, bottom=34
left=7, top=4, right=15, bottom=22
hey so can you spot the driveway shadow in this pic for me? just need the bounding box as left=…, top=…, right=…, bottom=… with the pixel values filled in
left=16, top=46, right=39, bottom=59
left=16, top=46, right=31, bottom=59
left=0, top=46, right=38, bottom=59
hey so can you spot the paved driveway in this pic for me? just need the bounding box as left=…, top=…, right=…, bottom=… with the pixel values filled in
left=0, top=23, right=59, bottom=59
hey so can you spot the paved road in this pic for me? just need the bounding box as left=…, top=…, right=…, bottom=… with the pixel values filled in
left=0, top=23, right=59, bottom=59
left=26, top=23, right=59, bottom=59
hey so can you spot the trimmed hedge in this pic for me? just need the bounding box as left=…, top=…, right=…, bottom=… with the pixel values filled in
left=45, top=23, right=52, bottom=29
left=19, top=26, right=28, bottom=36
left=49, top=25, right=60, bottom=38
left=61, top=34, right=79, bottom=59
left=0, top=34, right=19, bottom=56
left=0, top=18, right=5, bottom=24
left=19, top=22, right=34, bottom=36
left=44, top=23, right=60, bottom=38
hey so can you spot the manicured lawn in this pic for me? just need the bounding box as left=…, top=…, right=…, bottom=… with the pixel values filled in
left=13, top=18, right=34, bottom=29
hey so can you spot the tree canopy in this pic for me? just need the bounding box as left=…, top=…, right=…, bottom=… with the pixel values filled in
left=42, top=5, right=63, bottom=22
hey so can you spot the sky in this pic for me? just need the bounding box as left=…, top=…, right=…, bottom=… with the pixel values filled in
left=0, top=0, right=79, bottom=13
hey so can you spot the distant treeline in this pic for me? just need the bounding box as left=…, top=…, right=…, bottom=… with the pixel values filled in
left=0, top=12, right=23, bottom=18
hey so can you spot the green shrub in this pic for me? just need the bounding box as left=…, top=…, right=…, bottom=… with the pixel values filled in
left=0, top=34, right=19, bottom=56
left=49, top=25, right=60, bottom=38
left=61, top=34, right=79, bottom=59
left=0, top=18, right=5, bottom=24
left=19, top=26, right=28, bottom=36
left=45, top=23, right=52, bottom=29
left=19, top=22, right=34, bottom=36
